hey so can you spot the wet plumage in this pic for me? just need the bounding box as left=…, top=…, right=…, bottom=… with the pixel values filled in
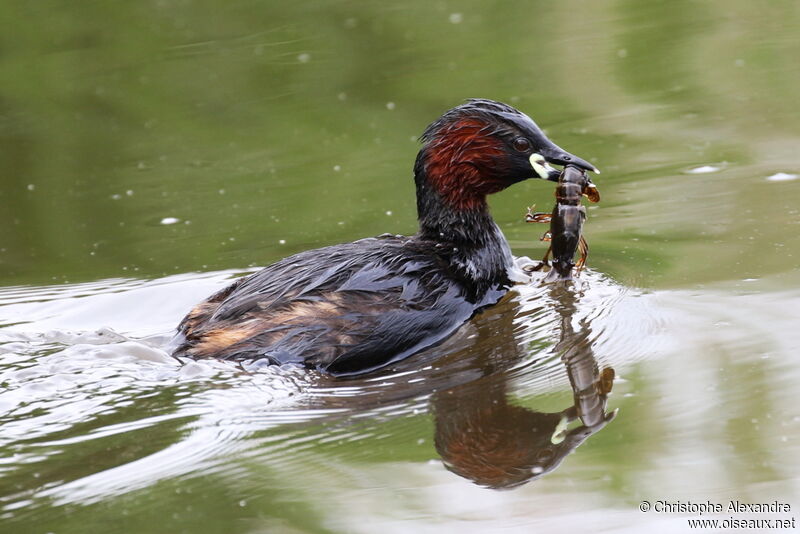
left=171, top=99, right=596, bottom=376
left=174, top=232, right=510, bottom=376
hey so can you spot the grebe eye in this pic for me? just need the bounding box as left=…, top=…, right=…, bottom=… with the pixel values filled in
left=513, top=137, right=531, bottom=152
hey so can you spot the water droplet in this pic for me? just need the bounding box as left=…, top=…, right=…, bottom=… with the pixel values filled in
left=160, top=217, right=180, bottom=225
left=278, top=239, right=286, bottom=244
left=385, top=210, right=393, bottom=216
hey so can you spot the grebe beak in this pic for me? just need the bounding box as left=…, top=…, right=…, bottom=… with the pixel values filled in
left=531, top=145, right=600, bottom=182
left=530, top=146, right=600, bottom=182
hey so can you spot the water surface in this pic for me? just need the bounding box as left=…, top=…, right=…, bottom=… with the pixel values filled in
left=1, top=2, right=799, bottom=532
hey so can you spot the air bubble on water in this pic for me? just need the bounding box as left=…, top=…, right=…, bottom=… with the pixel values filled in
left=766, top=172, right=798, bottom=182
left=27, top=184, right=35, bottom=191
left=279, top=239, right=286, bottom=244
left=686, top=165, right=722, bottom=174
left=333, top=165, right=341, bottom=172
left=449, top=13, right=463, bottom=24
left=297, top=53, right=311, bottom=63
left=386, top=102, right=396, bottom=110
left=160, top=217, right=180, bottom=225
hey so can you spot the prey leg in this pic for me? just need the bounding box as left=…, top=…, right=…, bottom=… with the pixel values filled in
left=531, top=245, right=552, bottom=271
left=525, top=205, right=551, bottom=224
left=525, top=205, right=553, bottom=272
left=582, top=182, right=601, bottom=203
left=575, top=235, right=589, bottom=274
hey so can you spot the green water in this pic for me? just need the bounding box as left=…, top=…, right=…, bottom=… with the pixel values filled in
left=1, top=1, right=799, bottom=533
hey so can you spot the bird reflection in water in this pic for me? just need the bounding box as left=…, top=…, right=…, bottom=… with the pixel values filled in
left=307, top=280, right=618, bottom=489
left=431, top=284, right=617, bottom=489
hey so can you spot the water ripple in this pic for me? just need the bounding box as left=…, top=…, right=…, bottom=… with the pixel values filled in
left=0, top=267, right=672, bottom=511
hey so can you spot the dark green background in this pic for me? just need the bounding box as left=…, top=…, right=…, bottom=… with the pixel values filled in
left=3, top=1, right=798, bottom=288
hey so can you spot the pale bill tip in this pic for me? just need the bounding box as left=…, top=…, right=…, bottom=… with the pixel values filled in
left=529, top=152, right=549, bottom=179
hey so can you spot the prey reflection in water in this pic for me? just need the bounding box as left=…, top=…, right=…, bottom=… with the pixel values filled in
left=431, top=285, right=617, bottom=489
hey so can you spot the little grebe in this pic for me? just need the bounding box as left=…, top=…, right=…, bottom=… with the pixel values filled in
left=170, top=99, right=598, bottom=376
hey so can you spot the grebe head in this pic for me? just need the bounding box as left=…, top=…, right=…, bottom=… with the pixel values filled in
left=416, top=99, right=597, bottom=210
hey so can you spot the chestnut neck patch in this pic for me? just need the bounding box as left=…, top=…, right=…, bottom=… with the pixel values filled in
left=419, top=119, right=509, bottom=211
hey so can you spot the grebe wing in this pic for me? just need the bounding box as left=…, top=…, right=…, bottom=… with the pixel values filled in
left=174, top=237, right=482, bottom=376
